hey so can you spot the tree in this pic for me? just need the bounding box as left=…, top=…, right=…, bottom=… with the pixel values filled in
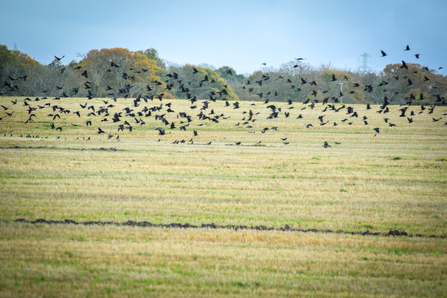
left=139, top=48, right=166, bottom=78
left=166, top=63, right=239, bottom=101
left=234, top=61, right=319, bottom=103
left=0, top=44, right=19, bottom=78
left=316, top=69, right=365, bottom=104
left=380, top=63, right=447, bottom=105
left=0, top=45, right=46, bottom=96
left=216, top=66, right=245, bottom=84
left=80, top=47, right=164, bottom=98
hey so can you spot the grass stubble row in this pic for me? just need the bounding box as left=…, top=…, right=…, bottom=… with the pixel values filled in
left=0, top=96, right=446, bottom=296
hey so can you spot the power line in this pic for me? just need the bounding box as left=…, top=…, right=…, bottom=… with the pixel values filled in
left=359, top=52, right=371, bottom=73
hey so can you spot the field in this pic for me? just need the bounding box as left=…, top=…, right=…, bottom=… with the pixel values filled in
left=0, top=95, right=447, bottom=297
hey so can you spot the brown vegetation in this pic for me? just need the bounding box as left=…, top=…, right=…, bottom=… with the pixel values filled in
left=0, top=94, right=446, bottom=296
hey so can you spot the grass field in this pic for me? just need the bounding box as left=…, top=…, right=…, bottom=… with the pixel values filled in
left=0, top=96, right=446, bottom=297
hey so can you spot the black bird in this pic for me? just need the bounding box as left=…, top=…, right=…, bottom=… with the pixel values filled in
left=401, top=60, right=408, bottom=69
left=98, top=127, right=105, bottom=134
left=380, top=50, right=387, bottom=57
left=323, top=141, right=331, bottom=148
left=373, top=128, right=380, bottom=133
left=54, top=55, right=65, bottom=61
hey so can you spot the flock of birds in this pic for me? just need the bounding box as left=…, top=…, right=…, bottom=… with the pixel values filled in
left=1, top=46, right=446, bottom=148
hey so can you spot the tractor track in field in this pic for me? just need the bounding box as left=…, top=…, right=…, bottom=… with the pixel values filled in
left=2, top=218, right=445, bottom=239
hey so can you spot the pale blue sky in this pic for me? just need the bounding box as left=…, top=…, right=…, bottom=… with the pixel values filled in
left=1, top=0, right=446, bottom=75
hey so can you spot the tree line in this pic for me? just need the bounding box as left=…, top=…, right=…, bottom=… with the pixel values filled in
left=1, top=44, right=446, bottom=106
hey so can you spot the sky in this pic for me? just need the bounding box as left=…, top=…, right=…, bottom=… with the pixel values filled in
left=1, top=0, right=446, bottom=76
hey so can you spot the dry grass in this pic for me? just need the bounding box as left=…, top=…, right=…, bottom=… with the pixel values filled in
left=0, top=96, right=447, bottom=296
left=0, top=223, right=446, bottom=297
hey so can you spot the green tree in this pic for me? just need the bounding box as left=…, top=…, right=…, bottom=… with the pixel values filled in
left=216, top=66, right=245, bottom=84
left=166, top=64, right=239, bottom=101
left=0, top=45, right=46, bottom=96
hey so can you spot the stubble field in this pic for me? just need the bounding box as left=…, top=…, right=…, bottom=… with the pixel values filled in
left=0, top=96, right=446, bottom=297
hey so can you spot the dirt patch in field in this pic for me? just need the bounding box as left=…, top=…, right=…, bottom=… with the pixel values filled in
left=4, top=218, right=444, bottom=239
